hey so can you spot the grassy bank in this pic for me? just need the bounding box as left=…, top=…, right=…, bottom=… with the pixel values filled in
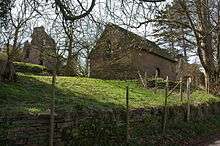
left=0, top=73, right=218, bottom=114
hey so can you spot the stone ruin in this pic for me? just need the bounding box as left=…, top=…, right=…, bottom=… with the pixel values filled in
left=23, top=26, right=56, bottom=69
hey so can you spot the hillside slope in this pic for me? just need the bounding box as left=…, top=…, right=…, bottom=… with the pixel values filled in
left=0, top=73, right=218, bottom=114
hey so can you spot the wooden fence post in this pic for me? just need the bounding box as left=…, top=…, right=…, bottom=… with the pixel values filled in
left=144, top=72, right=148, bottom=86
left=186, top=77, right=191, bottom=122
left=207, top=76, right=210, bottom=94
left=126, top=85, right=129, bottom=146
left=162, top=76, right=169, bottom=136
left=138, top=70, right=146, bottom=88
left=50, top=71, right=56, bottom=146
left=154, top=70, right=158, bottom=94
left=180, top=77, right=183, bottom=102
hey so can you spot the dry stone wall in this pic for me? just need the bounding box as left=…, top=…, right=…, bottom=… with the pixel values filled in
left=1, top=102, right=220, bottom=146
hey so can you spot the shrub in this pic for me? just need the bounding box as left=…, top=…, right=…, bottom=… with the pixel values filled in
left=14, top=62, right=47, bottom=75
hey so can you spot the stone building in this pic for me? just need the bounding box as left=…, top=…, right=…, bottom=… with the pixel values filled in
left=23, top=26, right=56, bottom=69
left=89, top=23, right=179, bottom=80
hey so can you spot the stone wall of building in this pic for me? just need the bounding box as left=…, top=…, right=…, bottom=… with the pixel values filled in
left=90, top=24, right=178, bottom=80
left=90, top=24, right=137, bottom=79
left=134, top=50, right=177, bottom=80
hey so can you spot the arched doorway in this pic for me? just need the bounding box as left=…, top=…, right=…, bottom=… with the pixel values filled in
left=155, top=67, right=160, bottom=77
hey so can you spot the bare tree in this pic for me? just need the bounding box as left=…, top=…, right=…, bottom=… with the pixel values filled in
left=135, top=0, right=220, bottom=85
left=61, top=20, right=80, bottom=76
left=7, top=0, right=38, bottom=61
left=54, top=0, right=96, bottom=22
left=0, top=0, right=39, bottom=82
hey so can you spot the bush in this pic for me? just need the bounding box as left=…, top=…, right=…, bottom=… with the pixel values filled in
left=14, top=62, right=47, bottom=75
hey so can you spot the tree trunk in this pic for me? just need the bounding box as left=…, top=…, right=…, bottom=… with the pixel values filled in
left=85, top=57, right=90, bottom=77
left=0, top=60, right=16, bottom=82
left=181, top=28, right=188, bottom=61
left=85, top=48, right=91, bottom=77
left=66, top=38, right=73, bottom=67
left=195, top=0, right=218, bottom=83
left=9, top=27, right=20, bottom=61
left=64, top=38, right=78, bottom=76
left=216, top=1, right=220, bottom=83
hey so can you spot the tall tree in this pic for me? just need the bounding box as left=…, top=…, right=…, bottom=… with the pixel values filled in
left=61, top=20, right=80, bottom=76
left=153, top=3, right=195, bottom=60
left=147, top=0, right=220, bottom=84
left=0, top=0, right=38, bottom=82
left=8, top=0, right=37, bottom=60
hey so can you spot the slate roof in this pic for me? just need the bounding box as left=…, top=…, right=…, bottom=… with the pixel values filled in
left=106, top=23, right=177, bottom=62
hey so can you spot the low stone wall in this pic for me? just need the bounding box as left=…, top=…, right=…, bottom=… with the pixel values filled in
left=1, top=102, right=220, bottom=146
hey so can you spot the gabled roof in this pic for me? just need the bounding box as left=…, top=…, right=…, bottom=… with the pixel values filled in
left=105, top=23, right=177, bottom=62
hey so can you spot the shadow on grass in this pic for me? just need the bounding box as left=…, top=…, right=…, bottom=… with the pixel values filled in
left=0, top=74, right=126, bottom=114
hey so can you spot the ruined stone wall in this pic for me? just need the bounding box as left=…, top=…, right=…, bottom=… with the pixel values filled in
left=1, top=102, right=220, bottom=146
left=24, top=48, right=41, bottom=65
left=22, top=27, right=56, bottom=69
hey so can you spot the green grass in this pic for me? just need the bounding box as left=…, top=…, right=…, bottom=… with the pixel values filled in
left=0, top=73, right=219, bottom=114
